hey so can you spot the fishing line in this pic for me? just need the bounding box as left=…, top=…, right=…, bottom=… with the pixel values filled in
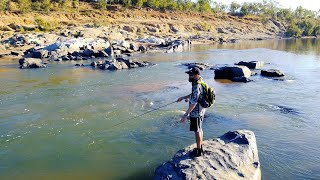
left=105, top=101, right=177, bottom=131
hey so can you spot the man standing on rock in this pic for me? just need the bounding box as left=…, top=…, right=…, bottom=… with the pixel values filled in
left=177, top=67, right=206, bottom=157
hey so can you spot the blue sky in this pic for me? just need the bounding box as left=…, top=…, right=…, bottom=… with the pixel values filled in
left=214, top=0, right=320, bottom=11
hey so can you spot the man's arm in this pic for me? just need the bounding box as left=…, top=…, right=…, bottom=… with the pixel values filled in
left=180, top=84, right=201, bottom=122
left=180, top=103, right=197, bottom=123
left=176, top=94, right=191, bottom=102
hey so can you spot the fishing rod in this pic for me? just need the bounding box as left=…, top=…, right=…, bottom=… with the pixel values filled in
left=105, top=100, right=177, bottom=131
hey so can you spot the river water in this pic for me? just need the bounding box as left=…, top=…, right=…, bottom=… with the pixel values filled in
left=0, top=39, right=319, bottom=180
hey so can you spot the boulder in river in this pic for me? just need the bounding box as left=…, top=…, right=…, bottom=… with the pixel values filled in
left=106, top=59, right=129, bottom=70
left=235, top=61, right=264, bottom=69
left=19, top=58, right=46, bottom=69
left=214, top=66, right=251, bottom=80
left=154, top=130, right=261, bottom=180
left=261, top=69, right=285, bottom=77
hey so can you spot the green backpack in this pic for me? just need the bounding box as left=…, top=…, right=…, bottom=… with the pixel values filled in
left=198, top=81, right=215, bottom=108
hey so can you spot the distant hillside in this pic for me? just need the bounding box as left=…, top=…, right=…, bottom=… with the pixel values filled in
left=0, top=0, right=319, bottom=38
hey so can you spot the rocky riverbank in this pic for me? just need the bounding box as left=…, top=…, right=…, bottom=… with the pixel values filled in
left=154, top=130, right=261, bottom=180
left=0, top=7, right=288, bottom=62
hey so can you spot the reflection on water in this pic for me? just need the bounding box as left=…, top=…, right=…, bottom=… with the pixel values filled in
left=0, top=39, right=320, bottom=180
left=210, top=38, right=320, bottom=56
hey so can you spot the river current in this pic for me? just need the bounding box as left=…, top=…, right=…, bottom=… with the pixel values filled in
left=0, top=39, right=319, bottom=179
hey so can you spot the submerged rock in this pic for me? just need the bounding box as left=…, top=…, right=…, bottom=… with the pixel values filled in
left=231, top=76, right=252, bottom=83
left=182, top=62, right=212, bottom=70
left=261, top=69, right=285, bottom=77
left=155, top=130, right=261, bottom=180
left=19, top=58, right=46, bottom=69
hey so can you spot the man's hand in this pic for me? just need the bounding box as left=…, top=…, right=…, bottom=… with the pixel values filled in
left=180, top=114, right=187, bottom=123
left=176, top=96, right=185, bottom=102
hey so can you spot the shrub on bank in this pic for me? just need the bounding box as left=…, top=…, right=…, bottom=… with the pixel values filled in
left=314, top=26, right=320, bottom=36
left=0, top=0, right=10, bottom=11
left=18, top=0, right=32, bottom=13
left=97, top=0, right=107, bottom=10
left=35, top=17, right=58, bottom=32
left=299, top=18, right=316, bottom=36
left=286, top=23, right=303, bottom=37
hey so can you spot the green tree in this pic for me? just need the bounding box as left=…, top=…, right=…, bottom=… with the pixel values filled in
left=262, top=0, right=278, bottom=18
left=183, top=0, right=193, bottom=12
left=212, top=2, right=226, bottom=13
left=230, top=2, right=240, bottom=15
left=97, top=0, right=107, bottom=9
left=240, top=2, right=250, bottom=16
left=277, top=8, right=293, bottom=21
left=146, top=0, right=160, bottom=9
left=134, top=0, right=146, bottom=8
left=299, top=19, right=316, bottom=36
left=167, top=0, right=178, bottom=10
left=42, top=0, right=52, bottom=12
left=0, top=0, right=10, bottom=11
left=294, top=6, right=317, bottom=18
left=197, top=0, right=211, bottom=13
left=123, top=0, right=132, bottom=8
left=72, top=0, right=80, bottom=9
left=286, top=23, right=303, bottom=37
left=18, top=0, right=32, bottom=13
left=314, top=25, right=320, bottom=36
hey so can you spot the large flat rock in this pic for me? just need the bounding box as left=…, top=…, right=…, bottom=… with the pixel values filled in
left=155, top=130, right=261, bottom=180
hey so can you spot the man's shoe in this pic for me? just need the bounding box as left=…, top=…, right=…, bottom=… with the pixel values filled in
left=190, top=148, right=202, bottom=157
left=200, top=145, right=204, bottom=155
left=190, top=148, right=199, bottom=157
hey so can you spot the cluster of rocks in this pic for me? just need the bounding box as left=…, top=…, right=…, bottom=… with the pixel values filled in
left=24, top=38, right=119, bottom=61
left=213, top=61, right=285, bottom=82
left=182, top=62, right=212, bottom=70
left=2, top=33, right=53, bottom=47
left=155, top=130, right=261, bottom=180
left=89, top=57, right=155, bottom=70
left=156, top=39, right=192, bottom=53
left=189, top=35, right=240, bottom=44
left=19, top=58, right=46, bottom=69
left=7, top=34, right=193, bottom=69
left=19, top=37, right=191, bottom=63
